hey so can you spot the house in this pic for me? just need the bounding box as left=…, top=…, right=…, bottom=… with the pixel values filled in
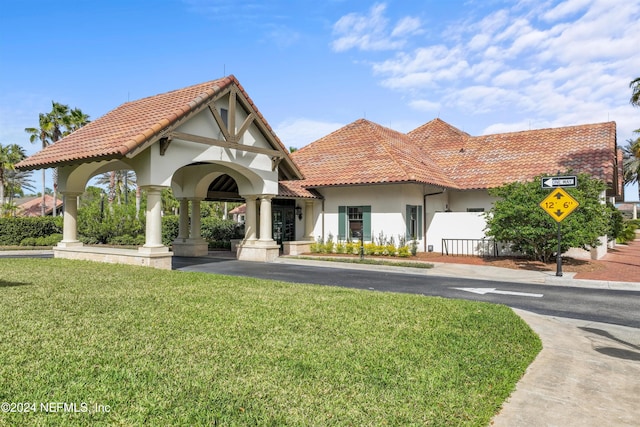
left=282, top=118, right=620, bottom=259
left=16, top=75, right=620, bottom=268
left=16, top=194, right=64, bottom=217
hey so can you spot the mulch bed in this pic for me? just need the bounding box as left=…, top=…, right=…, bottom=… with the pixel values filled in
left=300, top=252, right=605, bottom=274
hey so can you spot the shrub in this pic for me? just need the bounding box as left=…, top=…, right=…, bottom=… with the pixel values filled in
left=0, top=217, right=63, bottom=246
left=397, top=245, right=411, bottom=257
left=19, top=233, right=63, bottom=247
left=162, top=215, right=179, bottom=245
left=108, top=234, right=145, bottom=246
left=323, top=233, right=335, bottom=253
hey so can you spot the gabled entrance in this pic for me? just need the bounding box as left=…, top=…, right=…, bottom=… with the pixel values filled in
left=16, top=76, right=307, bottom=268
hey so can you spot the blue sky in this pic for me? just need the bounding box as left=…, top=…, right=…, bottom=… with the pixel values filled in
left=1, top=0, right=639, bottom=199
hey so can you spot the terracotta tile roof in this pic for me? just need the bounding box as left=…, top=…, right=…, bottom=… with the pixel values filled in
left=408, top=120, right=617, bottom=189
left=16, top=194, right=63, bottom=217
left=286, top=117, right=618, bottom=192
left=286, top=119, right=456, bottom=188
left=278, top=181, right=322, bottom=199
left=16, top=76, right=301, bottom=179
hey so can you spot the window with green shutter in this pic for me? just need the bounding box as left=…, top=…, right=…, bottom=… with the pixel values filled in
left=338, top=205, right=371, bottom=241
left=406, top=205, right=422, bottom=239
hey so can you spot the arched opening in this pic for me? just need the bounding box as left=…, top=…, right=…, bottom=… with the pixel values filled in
left=206, top=174, right=242, bottom=201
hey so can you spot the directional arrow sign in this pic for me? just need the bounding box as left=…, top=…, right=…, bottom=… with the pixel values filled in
left=539, top=188, right=579, bottom=222
left=453, top=288, right=543, bottom=298
left=541, top=175, right=577, bottom=188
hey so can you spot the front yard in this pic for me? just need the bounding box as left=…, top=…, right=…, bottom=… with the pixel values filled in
left=0, top=258, right=540, bottom=426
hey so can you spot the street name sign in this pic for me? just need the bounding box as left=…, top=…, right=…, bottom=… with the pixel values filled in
left=541, top=175, right=577, bottom=188
left=539, top=188, right=580, bottom=222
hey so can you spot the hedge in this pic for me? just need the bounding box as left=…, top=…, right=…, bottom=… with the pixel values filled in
left=0, top=217, right=63, bottom=246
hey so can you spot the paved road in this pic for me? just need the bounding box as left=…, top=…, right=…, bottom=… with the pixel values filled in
left=173, top=256, right=640, bottom=329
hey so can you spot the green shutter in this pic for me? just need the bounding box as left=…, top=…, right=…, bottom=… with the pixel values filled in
left=417, top=205, right=423, bottom=238
left=406, top=205, right=411, bottom=239
left=363, top=206, right=371, bottom=241
left=338, top=206, right=346, bottom=240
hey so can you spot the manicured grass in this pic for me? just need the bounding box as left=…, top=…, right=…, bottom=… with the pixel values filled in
left=0, top=259, right=541, bottom=426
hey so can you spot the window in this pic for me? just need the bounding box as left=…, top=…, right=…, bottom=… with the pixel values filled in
left=348, top=207, right=363, bottom=239
left=406, top=205, right=423, bottom=239
left=338, top=206, right=371, bottom=241
left=220, top=108, right=229, bottom=128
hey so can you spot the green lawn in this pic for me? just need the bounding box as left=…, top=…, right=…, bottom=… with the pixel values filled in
left=0, top=258, right=541, bottom=426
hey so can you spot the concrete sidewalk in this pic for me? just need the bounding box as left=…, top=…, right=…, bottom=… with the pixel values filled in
left=491, top=310, right=640, bottom=427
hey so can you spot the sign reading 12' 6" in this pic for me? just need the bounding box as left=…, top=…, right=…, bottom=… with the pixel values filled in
left=541, top=175, right=577, bottom=188
left=539, top=188, right=580, bottom=222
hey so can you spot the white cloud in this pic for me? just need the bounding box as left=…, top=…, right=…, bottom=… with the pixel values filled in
left=331, top=3, right=422, bottom=52
left=332, top=0, right=640, bottom=140
left=274, top=118, right=345, bottom=148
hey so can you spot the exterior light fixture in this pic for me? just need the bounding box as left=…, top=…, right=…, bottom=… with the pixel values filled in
left=295, top=206, right=303, bottom=220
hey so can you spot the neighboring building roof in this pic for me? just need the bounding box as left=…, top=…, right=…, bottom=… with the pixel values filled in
left=16, top=75, right=302, bottom=180
left=229, top=204, right=246, bottom=215
left=284, top=117, right=619, bottom=193
left=16, top=194, right=63, bottom=217
left=287, top=119, right=456, bottom=188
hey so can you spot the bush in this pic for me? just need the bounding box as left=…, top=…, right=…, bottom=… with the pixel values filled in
left=108, top=234, right=145, bottom=246
left=0, top=217, right=63, bottom=246
left=78, top=202, right=144, bottom=244
left=19, top=233, right=63, bottom=247
left=162, top=215, right=179, bottom=246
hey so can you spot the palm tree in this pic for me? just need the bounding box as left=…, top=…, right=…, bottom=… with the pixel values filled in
left=65, top=107, right=91, bottom=133
left=0, top=143, right=26, bottom=216
left=25, top=102, right=90, bottom=216
left=94, top=170, right=136, bottom=205
left=630, top=77, right=640, bottom=107
left=25, top=113, right=54, bottom=216
left=622, top=137, right=640, bottom=186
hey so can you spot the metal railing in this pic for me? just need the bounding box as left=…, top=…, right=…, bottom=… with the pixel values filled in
left=442, top=238, right=499, bottom=257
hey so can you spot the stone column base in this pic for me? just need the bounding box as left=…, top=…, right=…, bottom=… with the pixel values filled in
left=172, top=239, right=209, bottom=257
left=56, top=241, right=84, bottom=248
left=282, top=241, right=312, bottom=255
left=237, top=242, right=280, bottom=262
left=54, top=246, right=173, bottom=269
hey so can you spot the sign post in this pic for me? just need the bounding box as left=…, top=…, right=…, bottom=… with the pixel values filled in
left=539, top=186, right=580, bottom=276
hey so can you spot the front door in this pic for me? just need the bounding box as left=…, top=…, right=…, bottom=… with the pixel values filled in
left=272, top=205, right=295, bottom=245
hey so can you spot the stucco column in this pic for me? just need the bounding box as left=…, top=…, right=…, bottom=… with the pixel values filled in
left=258, top=195, right=275, bottom=242
left=140, top=186, right=167, bottom=252
left=244, top=195, right=258, bottom=243
left=58, top=192, right=82, bottom=247
left=189, top=198, right=203, bottom=240
left=178, top=198, right=189, bottom=240
left=304, top=200, right=314, bottom=241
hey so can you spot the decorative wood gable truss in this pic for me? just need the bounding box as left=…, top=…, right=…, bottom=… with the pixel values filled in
left=129, top=84, right=290, bottom=175
left=16, top=76, right=303, bottom=181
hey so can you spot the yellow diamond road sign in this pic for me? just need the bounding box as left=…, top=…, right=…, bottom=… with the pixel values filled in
left=539, top=188, right=580, bottom=222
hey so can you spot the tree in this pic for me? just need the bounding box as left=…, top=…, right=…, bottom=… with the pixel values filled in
left=25, top=102, right=90, bottom=216
left=622, top=137, right=640, bottom=186
left=0, top=143, right=27, bottom=216
left=25, top=113, right=53, bottom=216
left=94, top=170, right=136, bottom=206
left=630, top=77, right=640, bottom=107
left=485, top=173, right=612, bottom=262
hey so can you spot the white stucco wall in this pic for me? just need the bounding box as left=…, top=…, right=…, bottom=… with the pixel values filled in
left=307, top=185, right=498, bottom=252
left=313, top=183, right=426, bottom=245
left=425, top=212, right=488, bottom=253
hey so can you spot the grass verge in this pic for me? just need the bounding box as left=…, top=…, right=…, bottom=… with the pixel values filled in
left=0, top=258, right=540, bottom=426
